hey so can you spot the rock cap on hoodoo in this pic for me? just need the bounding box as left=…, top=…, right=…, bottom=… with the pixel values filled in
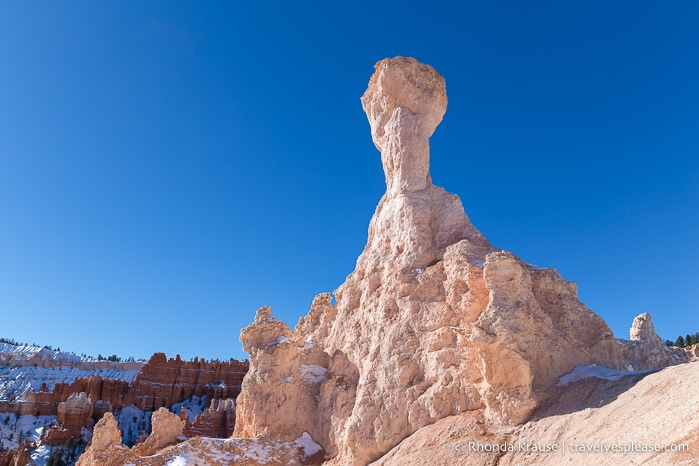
left=361, top=56, right=447, bottom=195
left=361, top=56, right=447, bottom=146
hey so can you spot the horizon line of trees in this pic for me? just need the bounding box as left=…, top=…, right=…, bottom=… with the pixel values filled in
left=665, top=332, right=699, bottom=348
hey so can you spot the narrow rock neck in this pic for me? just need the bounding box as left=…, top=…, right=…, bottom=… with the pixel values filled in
left=380, top=106, right=432, bottom=198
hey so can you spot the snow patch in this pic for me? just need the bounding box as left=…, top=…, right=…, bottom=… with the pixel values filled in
left=0, top=365, right=139, bottom=400
left=302, top=338, right=316, bottom=351
left=166, top=456, right=188, bottom=466
left=171, top=395, right=206, bottom=424
left=300, top=365, right=327, bottom=384
left=557, top=364, right=655, bottom=387
left=470, top=257, right=485, bottom=267
left=616, top=338, right=635, bottom=348
left=205, top=381, right=227, bottom=389
left=113, top=405, right=151, bottom=446
left=0, top=414, right=56, bottom=451
left=264, top=335, right=291, bottom=349
left=295, top=432, right=322, bottom=459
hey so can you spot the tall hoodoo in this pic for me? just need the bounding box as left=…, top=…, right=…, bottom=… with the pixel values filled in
left=358, top=57, right=490, bottom=272
left=361, top=57, right=446, bottom=195
left=229, top=57, right=685, bottom=466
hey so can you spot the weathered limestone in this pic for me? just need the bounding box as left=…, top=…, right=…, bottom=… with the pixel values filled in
left=131, top=408, right=184, bottom=456
left=184, top=398, right=237, bottom=438
left=231, top=57, right=684, bottom=465
left=361, top=56, right=447, bottom=196
left=56, top=392, right=93, bottom=437
left=80, top=413, right=323, bottom=466
left=0, top=350, right=248, bottom=419
left=76, top=413, right=136, bottom=466
left=622, top=312, right=686, bottom=370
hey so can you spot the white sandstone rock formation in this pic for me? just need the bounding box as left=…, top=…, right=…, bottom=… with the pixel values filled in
left=131, top=407, right=185, bottom=456
left=76, top=412, right=135, bottom=466
left=231, top=56, right=687, bottom=465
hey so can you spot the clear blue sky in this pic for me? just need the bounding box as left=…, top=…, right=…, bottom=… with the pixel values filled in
left=1, top=1, right=697, bottom=361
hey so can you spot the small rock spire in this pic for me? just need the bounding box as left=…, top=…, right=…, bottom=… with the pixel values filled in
left=361, top=57, right=447, bottom=196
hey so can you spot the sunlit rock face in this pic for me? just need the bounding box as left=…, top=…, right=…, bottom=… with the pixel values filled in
left=56, top=392, right=93, bottom=437
left=231, top=56, right=684, bottom=466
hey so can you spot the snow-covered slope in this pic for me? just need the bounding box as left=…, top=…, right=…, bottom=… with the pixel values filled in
left=0, top=365, right=140, bottom=400
left=0, top=343, right=142, bottom=401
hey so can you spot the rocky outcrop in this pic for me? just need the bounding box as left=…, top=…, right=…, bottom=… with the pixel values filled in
left=76, top=412, right=135, bottom=466
left=120, top=353, right=247, bottom=411
left=183, top=398, right=236, bottom=438
left=233, top=305, right=333, bottom=442
left=1, top=346, right=249, bottom=463
left=57, top=392, right=93, bottom=437
left=1, top=350, right=247, bottom=421
left=44, top=426, right=74, bottom=447
left=0, top=442, right=31, bottom=466
left=230, top=57, right=685, bottom=465
left=131, top=408, right=184, bottom=456
left=79, top=413, right=323, bottom=466
left=622, top=312, right=682, bottom=370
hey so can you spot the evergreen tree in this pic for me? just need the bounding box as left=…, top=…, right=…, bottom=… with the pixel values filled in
left=687, top=335, right=694, bottom=347
left=676, top=336, right=686, bottom=348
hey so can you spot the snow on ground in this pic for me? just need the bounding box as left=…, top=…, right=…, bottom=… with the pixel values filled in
left=0, top=343, right=94, bottom=364
left=236, top=438, right=275, bottom=463
left=300, top=365, right=327, bottom=384
left=29, top=442, right=85, bottom=466
left=113, top=405, right=151, bottom=446
left=556, top=364, right=655, bottom=387
left=302, top=338, right=316, bottom=351
left=0, top=365, right=140, bottom=400
left=0, top=342, right=141, bottom=401
left=0, top=413, right=56, bottom=450
left=30, top=444, right=51, bottom=466
left=170, top=395, right=207, bottom=423
left=295, top=432, right=322, bottom=459
left=264, top=335, right=292, bottom=349
left=161, top=435, right=322, bottom=465
left=165, top=457, right=188, bottom=466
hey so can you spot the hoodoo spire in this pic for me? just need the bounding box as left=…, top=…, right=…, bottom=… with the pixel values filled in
left=361, top=57, right=447, bottom=197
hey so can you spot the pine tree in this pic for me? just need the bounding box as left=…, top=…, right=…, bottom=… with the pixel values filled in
left=687, top=335, right=694, bottom=347
left=676, top=336, right=686, bottom=348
